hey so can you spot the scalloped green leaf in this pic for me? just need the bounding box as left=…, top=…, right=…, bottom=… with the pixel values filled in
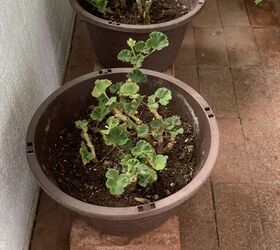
left=119, top=81, right=140, bottom=96
left=86, top=0, right=108, bottom=13
left=163, top=116, right=182, bottom=130
left=138, top=164, right=158, bottom=187
left=134, top=41, right=150, bottom=54
left=136, top=124, right=149, bottom=137
left=90, top=105, right=110, bottom=122
left=117, top=49, right=133, bottom=63
left=105, top=97, right=117, bottom=106
left=105, top=169, right=130, bottom=196
left=79, top=141, right=94, bottom=165
left=155, top=88, right=172, bottom=106
left=106, top=116, right=119, bottom=128
left=75, top=120, right=89, bottom=131
left=123, top=96, right=142, bottom=115
left=131, top=54, right=145, bottom=68
left=169, top=127, right=184, bottom=138
left=128, top=69, right=147, bottom=83
left=131, top=140, right=154, bottom=158
left=146, top=31, right=169, bottom=51
left=147, top=95, right=159, bottom=109
left=104, top=126, right=129, bottom=146
left=109, top=82, right=123, bottom=94
left=92, top=79, right=112, bottom=98
left=152, top=154, right=168, bottom=171
left=150, top=119, right=162, bottom=131
left=127, top=38, right=136, bottom=48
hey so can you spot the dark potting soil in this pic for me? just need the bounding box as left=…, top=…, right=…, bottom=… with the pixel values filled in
left=78, top=0, right=189, bottom=24
left=50, top=106, right=197, bottom=207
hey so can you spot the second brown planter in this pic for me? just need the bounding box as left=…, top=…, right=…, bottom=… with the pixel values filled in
left=70, top=0, right=205, bottom=71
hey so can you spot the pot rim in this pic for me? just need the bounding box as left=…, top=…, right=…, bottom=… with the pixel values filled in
left=26, top=68, right=219, bottom=220
left=69, top=0, right=206, bottom=32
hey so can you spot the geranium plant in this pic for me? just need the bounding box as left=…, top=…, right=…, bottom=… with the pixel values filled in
left=75, top=31, right=184, bottom=196
left=86, top=0, right=154, bottom=24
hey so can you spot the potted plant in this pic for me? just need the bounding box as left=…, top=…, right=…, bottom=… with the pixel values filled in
left=26, top=32, right=219, bottom=236
left=69, top=0, right=206, bottom=71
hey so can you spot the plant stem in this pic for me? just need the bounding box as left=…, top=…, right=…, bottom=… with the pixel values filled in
left=150, top=108, right=162, bottom=120
left=113, top=108, right=138, bottom=129
left=120, top=0, right=127, bottom=8
left=163, top=137, right=176, bottom=153
left=136, top=0, right=144, bottom=16
left=143, top=0, right=152, bottom=24
left=81, top=131, right=98, bottom=163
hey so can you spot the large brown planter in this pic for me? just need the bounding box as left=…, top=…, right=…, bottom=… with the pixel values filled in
left=69, top=0, right=206, bottom=71
left=26, top=68, right=219, bottom=236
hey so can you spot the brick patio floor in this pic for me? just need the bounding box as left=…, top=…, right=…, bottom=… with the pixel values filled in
left=30, top=1, right=280, bottom=249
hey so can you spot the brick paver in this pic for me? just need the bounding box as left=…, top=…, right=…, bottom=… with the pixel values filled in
left=174, top=25, right=197, bottom=67
left=199, top=68, right=238, bottom=118
left=194, top=27, right=229, bottom=67
left=31, top=1, right=280, bottom=250
left=254, top=28, right=280, bottom=67
left=231, top=68, right=279, bottom=119
left=178, top=182, right=219, bottom=250
left=192, top=0, right=221, bottom=27
left=256, top=183, right=280, bottom=250
left=242, top=118, right=280, bottom=184
left=174, top=67, right=199, bottom=91
left=224, top=27, right=262, bottom=67
left=211, top=118, right=252, bottom=183
left=218, top=0, right=250, bottom=27
left=214, top=183, right=266, bottom=250
left=245, top=0, right=280, bottom=27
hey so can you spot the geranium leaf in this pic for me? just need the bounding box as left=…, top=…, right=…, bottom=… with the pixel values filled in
left=79, top=141, right=94, bottom=165
left=117, top=49, right=133, bottom=63
left=163, top=116, right=181, bottom=130
left=75, top=120, right=89, bottom=131
left=109, top=82, right=123, bottom=94
left=90, top=105, right=110, bottom=122
left=128, top=69, right=147, bottom=83
left=146, top=31, right=169, bottom=51
left=104, top=126, right=129, bottom=146
left=105, top=169, right=130, bottom=196
left=147, top=95, right=159, bottom=109
left=105, top=97, right=117, bottom=106
left=152, top=154, right=168, bottom=171
left=131, top=140, right=154, bottom=158
left=119, top=81, right=140, bottom=96
left=136, top=124, right=149, bottom=137
left=92, top=79, right=112, bottom=98
left=134, top=41, right=150, bottom=54
left=137, top=164, right=158, bottom=187
left=154, top=88, right=172, bottom=106
left=131, top=54, right=145, bottom=68
left=150, top=119, right=162, bottom=131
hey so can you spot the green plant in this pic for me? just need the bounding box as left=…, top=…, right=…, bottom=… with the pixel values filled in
left=76, top=32, right=184, bottom=196
left=86, top=0, right=154, bottom=24
left=255, top=0, right=263, bottom=5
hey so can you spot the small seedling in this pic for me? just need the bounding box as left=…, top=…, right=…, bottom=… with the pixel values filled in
left=75, top=32, right=185, bottom=196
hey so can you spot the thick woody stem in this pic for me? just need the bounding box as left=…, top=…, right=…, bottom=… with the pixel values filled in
left=163, top=137, right=176, bottom=153
left=81, top=131, right=98, bottom=162
left=136, top=0, right=144, bottom=16
left=143, top=0, right=152, bottom=24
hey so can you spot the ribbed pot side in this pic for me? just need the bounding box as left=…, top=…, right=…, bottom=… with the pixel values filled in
left=26, top=69, right=219, bottom=236
left=69, top=0, right=206, bottom=71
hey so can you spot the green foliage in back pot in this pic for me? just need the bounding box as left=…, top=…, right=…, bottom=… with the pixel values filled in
left=86, top=0, right=155, bottom=24
left=75, top=32, right=185, bottom=196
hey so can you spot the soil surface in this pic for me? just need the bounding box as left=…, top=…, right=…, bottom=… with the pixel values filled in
left=78, top=0, right=189, bottom=24
left=50, top=105, right=197, bottom=207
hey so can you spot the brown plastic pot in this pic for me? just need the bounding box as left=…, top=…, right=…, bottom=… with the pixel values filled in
left=69, top=0, right=206, bottom=71
left=26, top=68, right=219, bottom=236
